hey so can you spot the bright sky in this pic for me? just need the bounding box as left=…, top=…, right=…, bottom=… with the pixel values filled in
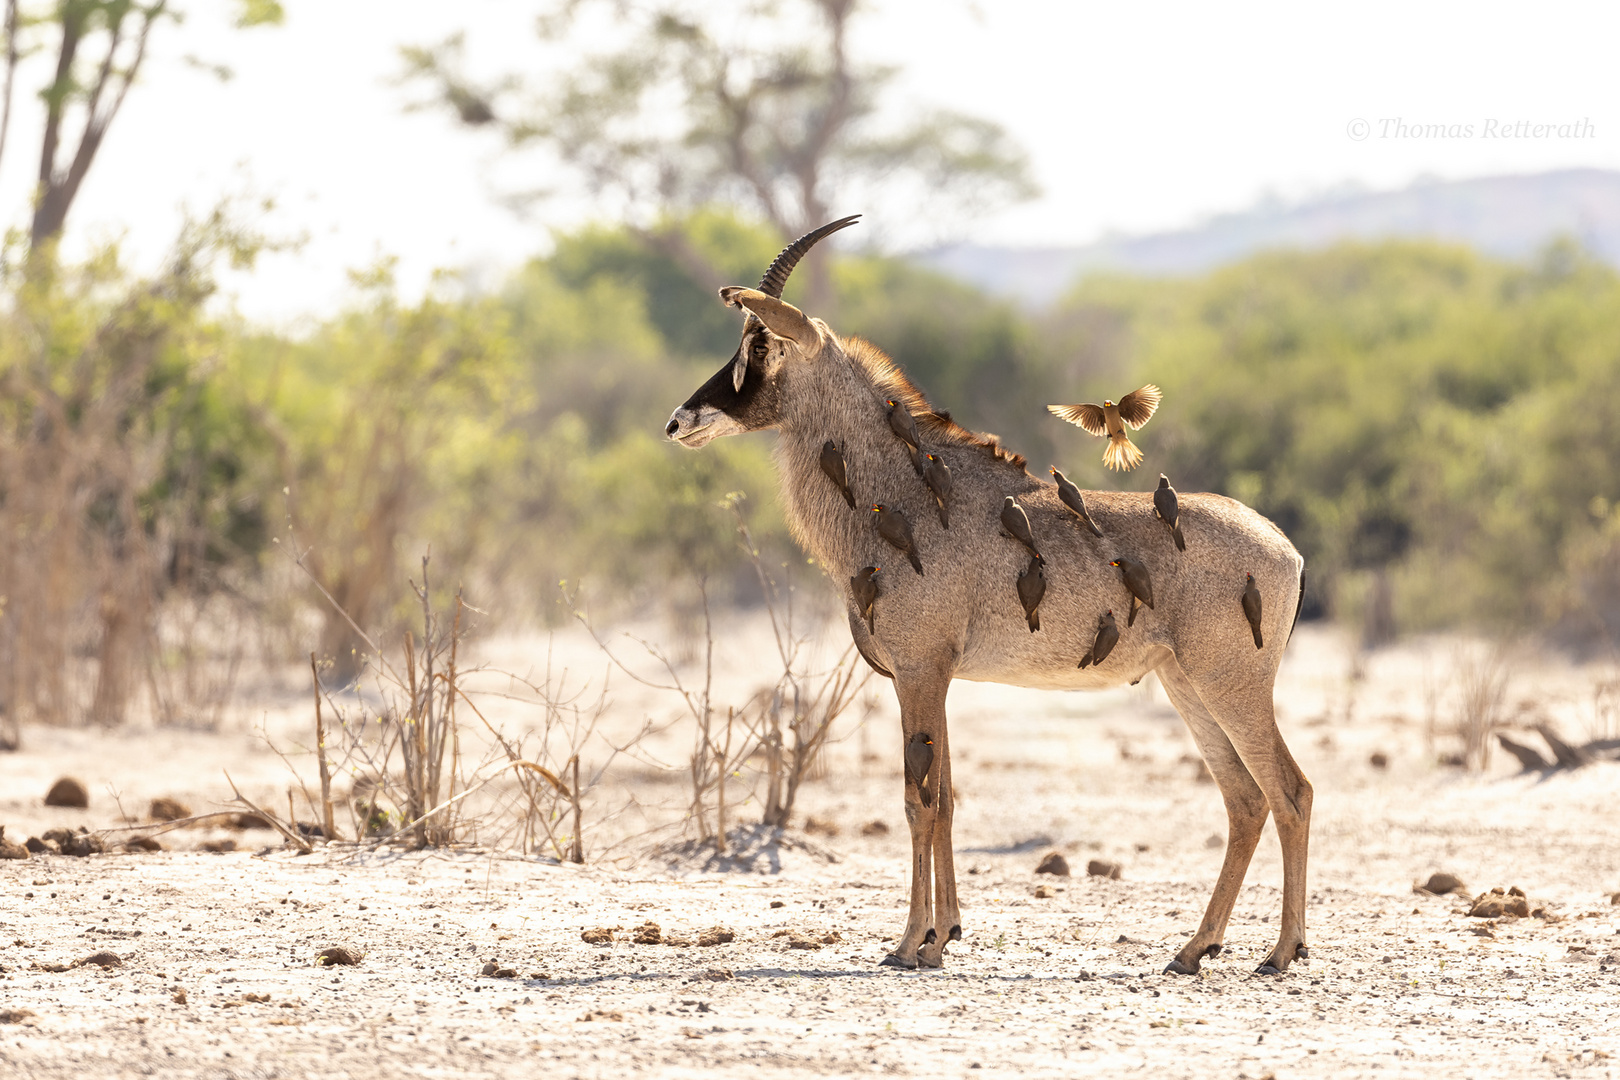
left=2, top=0, right=1614, bottom=325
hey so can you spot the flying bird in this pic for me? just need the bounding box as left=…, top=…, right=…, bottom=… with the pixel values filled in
left=1016, top=553, right=1046, bottom=633
left=885, top=398, right=924, bottom=475
left=1242, top=572, right=1264, bottom=649
left=851, top=565, right=881, bottom=635
left=922, top=452, right=952, bottom=529
left=1050, top=467, right=1104, bottom=538
left=871, top=504, right=923, bottom=575
left=1047, top=384, right=1162, bottom=472
left=1078, top=610, right=1119, bottom=669
left=1000, top=496, right=1039, bottom=556
left=1109, top=556, right=1155, bottom=628
left=819, top=440, right=856, bottom=509
left=1153, top=473, right=1186, bottom=552
left=905, top=731, right=936, bottom=807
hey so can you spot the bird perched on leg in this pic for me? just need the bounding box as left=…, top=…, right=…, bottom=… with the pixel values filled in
left=1242, top=572, right=1264, bottom=649
left=1000, top=496, right=1039, bottom=556
left=1078, top=610, right=1119, bottom=669
left=1153, top=473, right=1186, bottom=552
left=871, top=504, right=923, bottom=575
left=1050, top=467, right=1104, bottom=538
left=1016, top=553, right=1046, bottom=633
left=905, top=732, right=935, bottom=807
left=819, top=440, right=856, bottom=509
left=885, top=398, right=923, bottom=476
left=922, top=452, right=952, bottom=529
left=1109, top=557, right=1155, bottom=627
left=851, top=565, right=881, bottom=635
left=1047, top=384, right=1162, bottom=472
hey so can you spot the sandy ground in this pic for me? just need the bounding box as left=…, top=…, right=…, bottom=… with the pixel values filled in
left=3, top=623, right=1620, bottom=1079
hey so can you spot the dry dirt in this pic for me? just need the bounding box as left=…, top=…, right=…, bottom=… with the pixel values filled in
left=3, top=623, right=1620, bottom=1079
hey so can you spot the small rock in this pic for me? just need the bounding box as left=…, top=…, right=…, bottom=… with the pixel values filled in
left=149, top=797, right=191, bottom=822
left=230, top=813, right=273, bottom=830
left=786, top=935, right=822, bottom=950
left=44, top=777, right=89, bottom=809
left=631, top=921, right=662, bottom=945
left=1033, top=884, right=1055, bottom=899
left=171, top=988, right=188, bottom=1004
left=124, top=837, right=164, bottom=853
left=0, top=1009, right=36, bottom=1024
left=580, top=927, right=615, bottom=945
left=61, top=833, right=104, bottom=858
left=769, top=900, right=785, bottom=909
left=1087, top=859, right=1123, bottom=880
left=41, top=827, right=75, bottom=847
left=243, top=993, right=271, bottom=1003
left=481, top=962, right=499, bottom=976
left=0, top=828, right=28, bottom=861
left=314, top=946, right=362, bottom=966
left=1369, top=751, right=1389, bottom=769
left=1034, top=852, right=1070, bottom=877
left=1204, top=833, right=1224, bottom=849
left=579, top=1010, right=623, bottom=1022
left=701, top=968, right=734, bottom=981
left=201, top=840, right=236, bottom=854
left=78, top=951, right=122, bottom=969
left=479, top=963, right=516, bottom=978
left=860, top=820, right=890, bottom=836
left=1414, top=872, right=1468, bottom=896
left=696, top=927, right=735, bottom=947
left=24, top=837, right=58, bottom=855
left=803, top=816, right=840, bottom=837
left=1610, top=891, right=1620, bottom=906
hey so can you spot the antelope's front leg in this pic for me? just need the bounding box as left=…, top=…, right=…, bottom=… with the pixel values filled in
left=881, top=672, right=952, bottom=970
left=917, top=725, right=959, bottom=968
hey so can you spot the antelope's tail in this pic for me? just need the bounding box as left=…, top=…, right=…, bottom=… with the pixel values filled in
left=1103, top=434, right=1144, bottom=472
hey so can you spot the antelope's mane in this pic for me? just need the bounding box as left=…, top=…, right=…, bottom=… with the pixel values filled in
left=839, top=334, right=1029, bottom=473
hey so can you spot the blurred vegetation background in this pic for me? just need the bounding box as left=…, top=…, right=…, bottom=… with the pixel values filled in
left=2, top=0, right=1619, bottom=735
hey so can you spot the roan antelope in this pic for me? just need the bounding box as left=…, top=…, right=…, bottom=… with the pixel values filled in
left=665, top=218, right=1312, bottom=975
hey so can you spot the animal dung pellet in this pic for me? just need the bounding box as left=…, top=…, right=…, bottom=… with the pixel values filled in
left=1033, top=884, right=1055, bottom=899
left=1466, top=887, right=1530, bottom=919
left=77, top=951, right=122, bottom=969
left=631, top=921, right=662, bottom=945
left=695, top=927, right=735, bottom=946
left=44, top=777, right=89, bottom=809
left=860, top=820, right=890, bottom=836
left=1034, top=852, right=1070, bottom=877
left=578, top=1010, right=624, bottom=1022
left=769, top=900, right=785, bottom=909
left=1086, top=859, right=1123, bottom=880
left=149, top=797, right=191, bottom=821
left=314, top=946, right=363, bottom=966
left=1368, top=751, right=1389, bottom=769
left=701, top=968, right=734, bottom=981
left=803, top=816, right=840, bottom=837
left=580, top=927, right=616, bottom=945
left=1414, top=872, right=1468, bottom=896
left=1204, top=833, right=1224, bottom=849
left=170, top=988, right=188, bottom=1005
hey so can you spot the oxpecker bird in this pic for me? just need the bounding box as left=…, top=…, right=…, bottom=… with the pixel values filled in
left=905, top=732, right=936, bottom=807
left=1078, top=611, right=1120, bottom=669
left=1109, top=556, right=1155, bottom=628
left=851, top=565, right=881, bottom=635
left=871, top=504, right=923, bottom=575
left=1242, top=572, right=1264, bottom=649
left=1016, top=553, right=1046, bottom=633
left=819, top=440, right=856, bottom=509
left=1000, top=496, right=1039, bottom=556
left=1153, top=474, right=1187, bottom=552
left=1050, top=467, right=1104, bottom=538
left=922, top=452, right=953, bottom=529
left=885, top=398, right=924, bottom=475
left=1047, top=384, right=1162, bottom=472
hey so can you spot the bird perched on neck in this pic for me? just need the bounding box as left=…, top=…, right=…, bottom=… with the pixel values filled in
left=819, top=440, right=856, bottom=509
left=1016, top=553, right=1046, bottom=633
left=1000, top=496, right=1039, bottom=557
left=1047, top=384, right=1162, bottom=472
left=1153, top=473, right=1186, bottom=552
left=884, top=397, right=924, bottom=476
left=871, top=504, right=923, bottom=575
left=922, top=452, right=952, bottom=529
left=1109, top=556, right=1155, bottom=627
left=850, top=565, right=881, bottom=635
left=1078, top=610, right=1119, bottom=669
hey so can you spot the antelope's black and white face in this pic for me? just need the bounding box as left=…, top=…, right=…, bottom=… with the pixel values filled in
left=665, top=319, right=788, bottom=449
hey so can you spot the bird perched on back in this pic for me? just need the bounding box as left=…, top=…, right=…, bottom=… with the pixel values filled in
left=819, top=440, right=856, bottom=509
left=1242, top=572, right=1264, bottom=649
left=1153, top=473, right=1186, bottom=552
left=1050, top=467, right=1104, bottom=538
left=1047, top=384, right=1162, bottom=472
left=1000, top=496, right=1039, bottom=556
left=885, top=398, right=924, bottom=476
left=905, top=732, right=935, bottom=807
left=1078, top=610, right=1119, bottom=669
left=1016, top=553, right=1046, bottom=633
left=871, top=504, right=923, bottom=575
left=1109, top=556, right=1155, bottom=627
left=922, top=452, right=952, bottom=529
left=850, top=565, right=881, bottom=635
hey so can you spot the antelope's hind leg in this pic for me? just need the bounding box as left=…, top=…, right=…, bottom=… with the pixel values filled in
left=917, top=725, right=959, bottom=969
left=1157, top=659, right=1271, bottom=975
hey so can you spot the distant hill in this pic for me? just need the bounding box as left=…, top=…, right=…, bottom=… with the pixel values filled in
left=918, top=169, right=1620, bottom=306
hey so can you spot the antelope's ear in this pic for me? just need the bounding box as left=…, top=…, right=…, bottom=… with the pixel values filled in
left=718, top=286, right=817, bottom=346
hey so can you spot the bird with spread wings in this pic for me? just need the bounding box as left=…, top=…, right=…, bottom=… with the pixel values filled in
left=1046, top=384, right=1162, bottom=471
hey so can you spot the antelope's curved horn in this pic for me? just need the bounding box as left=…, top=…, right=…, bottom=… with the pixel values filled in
left=757, top=215, right=861, bottom=299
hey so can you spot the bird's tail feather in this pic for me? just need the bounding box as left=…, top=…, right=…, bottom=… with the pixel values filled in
left=840, top=487, right=856, bottom=509
left=937, top=503, right=949, bottom=529
left=1103, top=434, right=1144, bottom=472
left=1252, top=625, right=1264, bottom=649
left=1172, top=523, right=1186, bottom=551
left=1028, top=611, right=1039, bottom=633
left=908, top=552, right=924, bottom=575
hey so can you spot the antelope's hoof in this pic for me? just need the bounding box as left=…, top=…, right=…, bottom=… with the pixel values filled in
left=948, top=925, right=962, bottom=942
left=1255, top=963, right=1284, bottom=976
left=917, top=946, right=944, bottom=969
left=879, top=952, right=918, bottom=970
left=1163, top=958, right=1200, bottom=976
left=1296, top=944, right=1310, bottom=961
